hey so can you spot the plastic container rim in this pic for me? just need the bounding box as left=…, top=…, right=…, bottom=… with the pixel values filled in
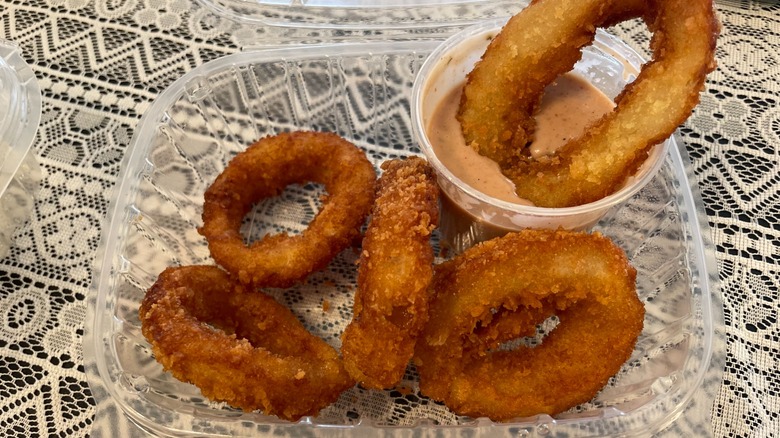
left=193, top=0, right=521, bottom=29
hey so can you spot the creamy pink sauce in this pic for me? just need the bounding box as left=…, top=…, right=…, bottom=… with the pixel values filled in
left=427, top=73, right=614, bottom=204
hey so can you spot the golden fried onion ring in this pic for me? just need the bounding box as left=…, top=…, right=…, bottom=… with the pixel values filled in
left=341, top=157, right=440, bottom=389
left=414, top=229, right=644, bottom=420
left=458, top=0, right=718, bottom=207
left=139, top=265, right=354, bottom=421
left=199, top=132, right=377, bottom=288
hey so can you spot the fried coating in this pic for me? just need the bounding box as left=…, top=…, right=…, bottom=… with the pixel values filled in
left=199, top=131, right=377, bottom=288
left=341, top=157, right=440, bottom=389
left=414, top=229, right=644, bottom=421
left=139, top=265, right=354, bottom=421
left=458, top=0, right=718, bottom=207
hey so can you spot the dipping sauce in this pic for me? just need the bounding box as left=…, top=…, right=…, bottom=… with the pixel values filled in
left=427, top=73, right=615, bottom=205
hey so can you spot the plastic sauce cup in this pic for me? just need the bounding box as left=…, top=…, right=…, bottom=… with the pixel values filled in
left=412, top=18, right=669, bottom=253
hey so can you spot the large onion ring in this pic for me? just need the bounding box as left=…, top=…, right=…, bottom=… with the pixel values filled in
left=458, top=0, right=718, bottom=207
left=139, top=265, right=354, bottom=421
left=199, top=131, right=377, bottom=288
left=341, top=157, right=440, bottom=389
left=414, top=229, right=644, bottom=420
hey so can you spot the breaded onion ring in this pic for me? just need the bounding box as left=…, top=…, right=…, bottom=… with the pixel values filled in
left=139, top=265, right=354, bottom=421
left=199, top=131, right=377, bottom=288
left=341, top=157, right=440, bottom=389
left=414, top=229, right=644, bottom=420
left=458, top=0, right=718, bottom=207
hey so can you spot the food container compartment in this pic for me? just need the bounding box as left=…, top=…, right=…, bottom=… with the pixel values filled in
left=0, top=40, right=42, bottom=258
left=85, top=39, right=720, bottom=436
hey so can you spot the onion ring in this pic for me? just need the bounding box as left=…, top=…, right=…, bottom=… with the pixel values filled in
left=413, top=229, right=644, bottom=420
left=341, top=157, right=440, bottom=389
left=199, top=131, right=377, bottom=288
left=457, top=0, right=718, bottom=207
left=139, top=265, right=354, bottom=421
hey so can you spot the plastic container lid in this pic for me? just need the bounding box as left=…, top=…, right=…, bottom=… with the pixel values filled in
left=195, top=0, right=524, bottom=32
left=0, top=40, right=42, bottom=257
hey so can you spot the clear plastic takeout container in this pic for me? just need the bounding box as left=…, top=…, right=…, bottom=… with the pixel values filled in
left=85, top=12, right=722, bottom=438
left=0, top=40, right=41, bottom=258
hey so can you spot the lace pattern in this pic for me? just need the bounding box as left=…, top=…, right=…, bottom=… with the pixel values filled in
left=1, top=1, right=778, bottom=437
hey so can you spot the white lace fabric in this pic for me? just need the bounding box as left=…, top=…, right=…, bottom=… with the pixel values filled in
left=0, top=1, right=777, bottom=437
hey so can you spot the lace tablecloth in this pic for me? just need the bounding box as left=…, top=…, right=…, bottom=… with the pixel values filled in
left=0, top=0, right=777, bottom=437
